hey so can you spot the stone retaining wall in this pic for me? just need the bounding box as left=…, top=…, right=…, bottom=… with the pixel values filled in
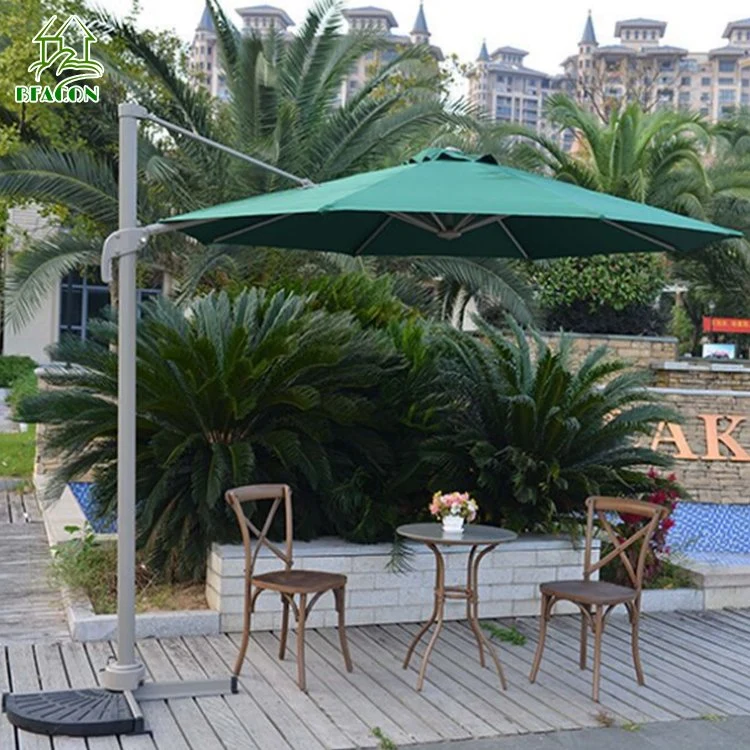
left=539, top=332, right=678, bottom=369
left=652, top=361, right=750, bottom=390
left=207, top=536, right=599, bottom=633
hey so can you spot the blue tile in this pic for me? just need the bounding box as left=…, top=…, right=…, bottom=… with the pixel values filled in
left=68, top=482, right=117, bottom=533
left=668, top=502, right=750, bottom=555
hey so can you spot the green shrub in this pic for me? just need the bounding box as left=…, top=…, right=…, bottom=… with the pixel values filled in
left=7, top=370, right=38, bottom=419
left=0, top=355, right=36, bottom=387
left=21, top=289, right=415, bottom=581
left=424, top=318, right=679, bottom=530
left=532, top=255, right=668, bottom=335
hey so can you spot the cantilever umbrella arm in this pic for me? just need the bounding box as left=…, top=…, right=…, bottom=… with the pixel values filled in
left=3, top=102, right=311, bottom=739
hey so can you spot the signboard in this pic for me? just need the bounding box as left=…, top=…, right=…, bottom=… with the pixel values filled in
left=702, top=343, right=737, bottom=359
left=703, top=316, right=750, bottom=334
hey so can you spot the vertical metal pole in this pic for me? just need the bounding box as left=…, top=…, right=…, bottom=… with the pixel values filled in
left=102, top=102, right=147, bottom=692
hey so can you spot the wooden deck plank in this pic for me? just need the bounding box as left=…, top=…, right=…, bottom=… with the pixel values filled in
left=21, top=491, right=42, bottom=524
left=0, top=647, right=20, bottom=750
left=385, top=622, right=558, bottom=733
left=8, top=493, right=26, bottom=525
left=605, top=617, right=750, bottom=711
left=317, top=626, right=466, bottom=742
left=136, top=639, right=224, bottom=750
left=346, top=625, right=495, bottom=741
left=7, top=645, right=52, bottom=750
left=511, top=616, right=667, bottom=723
left=554, top=616, right=735, bottom=716
left=543, top=617, right=696, bottom=718
left=439, top=621, right=618, bottom=728
left=357, top=625, right=505, bottom=736
left=158, top=637, right=261, bottom=750
left=305, top=628, right=444, bottom=745
left=0, top=489, right=12, bottom=523
left=183, top=637, right=292, bottom=750
left=254, top=630, right=384, bottom=748
left=225, top=632, right=340, bottom=750
left=86, top=640, right=188, bottom=750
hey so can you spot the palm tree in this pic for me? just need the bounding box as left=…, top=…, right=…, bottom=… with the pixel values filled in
left=514, top=94, right=713, bottom=215
left=4, top=0, right=534, bottom=328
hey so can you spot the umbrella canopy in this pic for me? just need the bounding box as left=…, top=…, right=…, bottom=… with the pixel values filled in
left=162, top=148, right=741, bottom=257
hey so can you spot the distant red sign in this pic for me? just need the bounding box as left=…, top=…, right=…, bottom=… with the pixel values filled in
left=703, top=316, right=750, bottom=334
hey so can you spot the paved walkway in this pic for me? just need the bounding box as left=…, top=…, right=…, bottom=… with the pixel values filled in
left=412, top=716, right=750, bottom=749
left=0, top=483, right=68, bottom=643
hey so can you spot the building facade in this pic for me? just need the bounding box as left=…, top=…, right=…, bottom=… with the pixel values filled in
left=469, top=15, right=750, bottom=131
left=563, top=15, right=750, bottom=121
left=467, top=42, right=559, bottom=134
left=189, top=3, right=442, bottom=103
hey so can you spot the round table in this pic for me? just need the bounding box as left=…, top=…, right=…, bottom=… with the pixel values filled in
left=396, top=523, right=517, bottom=691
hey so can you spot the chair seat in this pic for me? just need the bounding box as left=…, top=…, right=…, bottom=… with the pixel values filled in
left=252, top=569, right=347, bottom=594
left=540, top=579, right=637, bottom=605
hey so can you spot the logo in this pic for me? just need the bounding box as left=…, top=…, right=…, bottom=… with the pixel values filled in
left=15, top=15, right=103, bottom=104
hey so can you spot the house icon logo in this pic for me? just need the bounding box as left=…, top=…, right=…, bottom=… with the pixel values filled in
left=15, top=15, right=104, bottom=104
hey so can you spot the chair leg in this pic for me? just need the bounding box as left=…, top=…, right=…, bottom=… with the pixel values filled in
left=233, top=584, right=255, bottom=677
left=279, top=594, right=290, bottom=660
left=592, top=604, right=604, bottom=703
left=335, top=586, right=353, bottom=673
left=297, top=593, right=307, bottom=692
left=579, top=605, right=590, bottom=670
left=629, top=600, right=645, bottom=685
left=529, top=592, right=551, bottom=684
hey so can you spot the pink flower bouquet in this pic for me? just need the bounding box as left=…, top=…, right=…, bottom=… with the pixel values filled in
left=429, top=491, right=479, bottom=522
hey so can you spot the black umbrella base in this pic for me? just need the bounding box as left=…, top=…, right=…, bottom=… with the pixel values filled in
left=3, top=688, right=144, bottom=736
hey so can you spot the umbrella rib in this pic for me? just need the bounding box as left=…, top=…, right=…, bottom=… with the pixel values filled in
left=496, top=218, right=530, bottom=260
left=388, top=212, right=441, bottom=234
left=601, top=220, right=678, bottom=252
left=354, top=216, right=393, bottom=256
left=213, top=214, right=292, bottom=244
left=461, top=215, right=510, bottom=235
left=430, top=213, right=447, bottom=232
left=454, top=214, right=477, bottom=232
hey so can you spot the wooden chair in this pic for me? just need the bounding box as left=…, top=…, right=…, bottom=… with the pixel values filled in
left=226, top=484, right=353, bottom=691
left=529, top=496, right=669, bottom=702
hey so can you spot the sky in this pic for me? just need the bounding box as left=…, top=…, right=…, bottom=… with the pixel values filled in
left=97, top=0, right=750, bottom=76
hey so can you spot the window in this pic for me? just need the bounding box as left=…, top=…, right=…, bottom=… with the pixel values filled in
left=678, top=91, right=691, bottom=105
left=700, top=92, right=711, bottom=102
left=719, top=77, right=735, bottom=85
left=744, top=79, right=750, bottom=87
left=578, top=59, right=583, bottom=69
left=660, top=61, right=674, bottom=71
left=495, top=95, right=512, bottom=121
left=634, top=30, right=640, bottom=40
left=719, top=60, right=736, bottom=72
left=700, top=107, right=709, bottom=116
left=719, top=88, right=735, bottom=102
left=681, top=76, right=691, bottom=86
left=625, top=30, right=631, bottom=40
left=207, top=62, right=211, bottom=71
left=651, top=30, right=657, bottom=40
left=701, top=77, right=712, bottom=86
left=747, top=30, right=750, bottom=40
left=59, top=271, right=160, bottom=341
left=585, top=59, right=591, bottom=69
left=207, top=46, right=212, bottom=55
left=743, top=93, right=750, bottom=105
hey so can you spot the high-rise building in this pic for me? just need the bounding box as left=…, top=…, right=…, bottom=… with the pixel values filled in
left=562, top=14, right=750, bottom=121
left=188, top=3, right=442, bottom=103
left=469, top=14, right=750, bottom=134
left=467, top=42, right=558, bottom=134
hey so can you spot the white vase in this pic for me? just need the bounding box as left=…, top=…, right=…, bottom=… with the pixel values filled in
left=442, top=515, right=465, bottom=534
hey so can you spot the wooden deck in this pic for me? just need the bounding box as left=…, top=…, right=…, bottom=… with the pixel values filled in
left=3, top=609, right=750, bottom=748
left=0, top=487, right=68, bottom=644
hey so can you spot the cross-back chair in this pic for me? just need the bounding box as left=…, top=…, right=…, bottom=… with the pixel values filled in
left=226, top=484, right=353, bottom=691
left=529, top=496, right=669, bottom=702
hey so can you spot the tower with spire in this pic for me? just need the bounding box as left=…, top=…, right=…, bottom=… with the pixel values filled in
left=576, top=11, right=598, bottom=104
left=410, top=2, right=430, bottom=45
left=190, top=4, right=224, bottom=99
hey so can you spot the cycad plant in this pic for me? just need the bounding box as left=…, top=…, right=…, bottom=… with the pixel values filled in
left=426, top=318, right=678, bottom=530
left=19, top=289, right=406, bottom=580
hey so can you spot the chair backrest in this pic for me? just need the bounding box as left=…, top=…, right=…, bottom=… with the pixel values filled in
left=225, top=484, right=293, bottom=579
left=583, top=496, right=669, bottom=591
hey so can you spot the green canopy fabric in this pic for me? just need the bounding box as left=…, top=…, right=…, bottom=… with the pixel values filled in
left=162, top=148, right=741, bottom=258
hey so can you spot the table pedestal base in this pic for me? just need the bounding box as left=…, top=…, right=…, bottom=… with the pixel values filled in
left=402, top=542, right=507, bottom=691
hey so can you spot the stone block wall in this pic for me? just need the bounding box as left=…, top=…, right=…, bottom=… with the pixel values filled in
left=207, top=536, right=598, bottom=633
left=539, top=332, right=678, bottom=370
left=647, top=388, right=750, bottom=503
left=652, top=362, right=750, bottom=391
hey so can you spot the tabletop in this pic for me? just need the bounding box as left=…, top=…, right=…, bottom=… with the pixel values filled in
left=396, top=523, right=517, bottom=546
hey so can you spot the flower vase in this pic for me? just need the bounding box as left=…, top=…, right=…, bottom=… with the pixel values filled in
left=442, top=515, right=465, bottom=534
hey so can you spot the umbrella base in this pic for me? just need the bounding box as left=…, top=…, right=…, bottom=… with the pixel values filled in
left=3, top=688, right=143, bottom=737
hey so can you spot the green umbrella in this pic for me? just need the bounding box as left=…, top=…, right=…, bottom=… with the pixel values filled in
left=163, top=148, right=740, bottom=256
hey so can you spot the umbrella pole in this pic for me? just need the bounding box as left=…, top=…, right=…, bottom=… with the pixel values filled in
left=101, top=102, right=147, bottom=692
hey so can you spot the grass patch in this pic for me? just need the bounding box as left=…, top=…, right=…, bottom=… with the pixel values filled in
left=50, top=525, right=207, bottom=614
left=594, top=710, right=616, bottom=728
left=480, top=621, right=527, bottom=646
left=371, top=727, right=398, bottom=749
left=0, top=426, right=36, bottom=478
